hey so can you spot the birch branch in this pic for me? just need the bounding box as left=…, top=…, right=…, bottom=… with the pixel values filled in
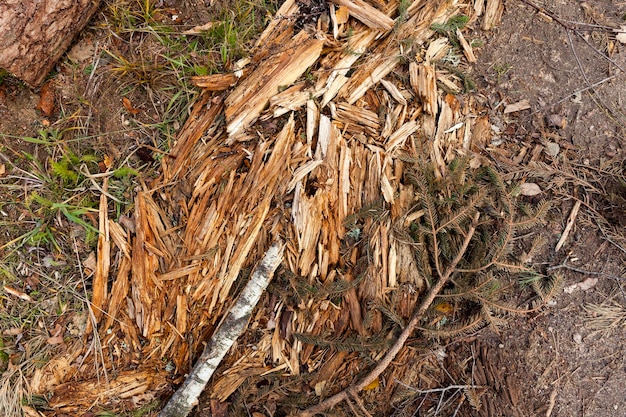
left=159, top=241, right=285, bottom=417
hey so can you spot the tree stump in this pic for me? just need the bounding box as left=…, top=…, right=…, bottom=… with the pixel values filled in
left=0, top=0, right=101, bottom=87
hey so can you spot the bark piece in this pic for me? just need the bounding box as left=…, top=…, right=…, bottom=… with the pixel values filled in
left=0, top=0, right=101, bottom=86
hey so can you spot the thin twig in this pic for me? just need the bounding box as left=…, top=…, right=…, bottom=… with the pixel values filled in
left=298, top=213, right=481, bottom=417
left=555, top=200, right=581, bottom=252
left=536, top=73, right=622, bottom=111
left=395, top=381, right=482, bottom=395
left=545, top=386, right=558, bottom=417
left=547, top=259, right=625, bottom=281
left=565, top=28, right=624, bottom=127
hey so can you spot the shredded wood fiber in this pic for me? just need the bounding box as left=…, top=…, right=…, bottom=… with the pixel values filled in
left=36, top=0, right=504, bottom=413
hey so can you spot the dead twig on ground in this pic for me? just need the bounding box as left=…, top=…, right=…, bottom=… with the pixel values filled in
left=159, top=242, right=284, bottom=417
left=555, top=200, right=581, bottom=252
left=395, top=380, right=484, bottom=395
left=298, top=213, right=480, bottom=417
left=547, top=258, right=625, bottom=281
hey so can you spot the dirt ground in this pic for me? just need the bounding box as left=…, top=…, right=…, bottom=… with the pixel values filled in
left=1, top=0, right=626, bottom=416
left=437, top=1, right=626, bottom=416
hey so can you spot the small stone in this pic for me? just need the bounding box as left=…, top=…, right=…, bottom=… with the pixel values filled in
left=573, top=333, right=582, bottom=344
left=544, top=142, right=560, bottom=157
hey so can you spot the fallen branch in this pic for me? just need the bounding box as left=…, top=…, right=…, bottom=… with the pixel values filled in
left=298, top=213, right=480, bottom=417
left=159, top=242, right=285, bottom=417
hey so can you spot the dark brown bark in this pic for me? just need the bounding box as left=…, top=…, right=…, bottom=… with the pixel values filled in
left=0, top=0, right=100, bottom=87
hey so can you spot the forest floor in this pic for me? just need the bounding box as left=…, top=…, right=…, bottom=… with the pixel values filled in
left=1, top=0, right=625, bottom=416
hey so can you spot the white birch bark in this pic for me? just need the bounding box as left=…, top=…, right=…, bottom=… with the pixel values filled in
left=159, top=242, right=284, bottom=417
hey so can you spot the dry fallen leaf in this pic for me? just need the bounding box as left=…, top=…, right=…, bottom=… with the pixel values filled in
left=47, top=323, right=65, bottom=345
left=0, top=84, right=6, bottom=107
left=564, top=277, right=598, bottom=294
left=82, top=251, right=97, bottom=275
left=210, top=398, right=230, bottom=417
left=103, top=154, right=114, bottom=170
left=544, top=142, right=560, bottom=157
left=434, top=301, right=454, bottom=315
left=520, top=182, right=542, bottom=196
left=46, top=337, right=65, bottom=346
left=122, top=97, right=142, bottom=115
left=4, top=285, right=33, bottom=302
left=504, top=99, right=531, bottom=114
left=314, top=380, right=326, bottom=396
left=67, top=39, right=96, bottom=62
left=546, top=113, right=567, bottom=129
left=36, top=80, right=56, bottom=116
left=577, top=277, right=598, bottom=291
left=3, top=328, right=22, bottom=336
left=183, top=21, right=219, bottom=35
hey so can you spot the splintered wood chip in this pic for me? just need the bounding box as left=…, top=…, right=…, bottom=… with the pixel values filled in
left=482, top=0, right=504, bottom=30
left=335, top=6, right=350, bottom=24
left=330, top=0, right=393, bottom=30
left=503, top=99, right=531, bottom=114
left=456, top=28, right=476, bottom=63
left=48, top=0, right=528, bottom=413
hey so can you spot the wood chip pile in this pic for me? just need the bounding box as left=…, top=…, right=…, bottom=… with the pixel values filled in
left=35, top=0, right=504, bottom=413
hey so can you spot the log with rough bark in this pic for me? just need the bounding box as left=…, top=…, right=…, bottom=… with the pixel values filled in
left=0, top=0, right=101, bottom=86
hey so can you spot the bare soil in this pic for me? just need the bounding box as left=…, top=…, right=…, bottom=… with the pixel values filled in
left=1, top=0, right=625, bottom=416
left=437, top=1, right=626, bottom=416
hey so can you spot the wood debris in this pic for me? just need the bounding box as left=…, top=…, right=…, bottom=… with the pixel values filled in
left=37, top=0, right=508, bottom=414
left=504, top=99, right=531, bottom=114
left=330, top=0, right=394, bottom=30
left=88, top=182, right=110, bottom=331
